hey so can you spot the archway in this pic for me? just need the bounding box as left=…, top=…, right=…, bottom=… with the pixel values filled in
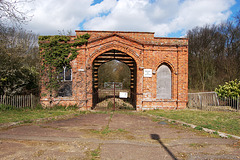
left=92, top=49, right=137, bottom=109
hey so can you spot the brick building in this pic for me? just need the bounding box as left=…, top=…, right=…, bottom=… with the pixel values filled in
left=40, top=30, right=188, bottom=111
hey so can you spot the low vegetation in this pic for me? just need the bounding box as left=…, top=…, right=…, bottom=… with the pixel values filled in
left=0, top=104, right=83, bottom=124
left=87, top=145, right=101, bottom=160
left=1, top=104, right=240, bottom=138
left=146, top=109, right=240, bottom=136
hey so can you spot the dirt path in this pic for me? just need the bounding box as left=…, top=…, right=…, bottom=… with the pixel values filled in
left=0, top=112, right=239, bottom=160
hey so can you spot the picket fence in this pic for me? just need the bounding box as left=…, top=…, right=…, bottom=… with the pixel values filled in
left=0, top=94, right=38, bottom=108
left=1, top=93, right=239, bottom=111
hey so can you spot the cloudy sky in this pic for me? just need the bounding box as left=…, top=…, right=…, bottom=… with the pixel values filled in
left=24, top=0, right=239, bottom=37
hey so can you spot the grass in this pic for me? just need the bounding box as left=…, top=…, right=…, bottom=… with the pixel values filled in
left=89, top=145, right=101, bottom=160
left=91, top=147, right=100, bottom=159
left=194, top=126, right=203, bottom=131
left=90, top=111, right=127, bottom=135
left=0, top=105, right=135, bottom=125
left=0, top=105, right=83, bottom=124
left=146, top=109, right=240, bottom=136
left=91, top=127, right=127, bottom=135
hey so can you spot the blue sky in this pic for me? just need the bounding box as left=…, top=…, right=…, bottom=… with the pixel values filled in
left=25, top=0, right=240, bottom=37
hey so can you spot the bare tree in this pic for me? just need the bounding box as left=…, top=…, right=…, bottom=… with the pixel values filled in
left=188, top=25, right=220, bottom=91
left=98, top=60, right=131, bottom=89
left=0, top=25, right=39, bottom=96
left=234, top=11, right=240, bottom=25
left=0, top=0, right=38, bottom=96
left=187, top=13, right=240, bottom=92
left=217, top=21, right=240, bottom=82
left=0, top=0, right=33, bottom=27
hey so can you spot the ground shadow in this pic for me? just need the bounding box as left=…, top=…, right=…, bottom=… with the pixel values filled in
left=150, top=134, right=178, bottom=160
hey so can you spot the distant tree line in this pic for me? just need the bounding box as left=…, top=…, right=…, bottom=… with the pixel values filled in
left=187, top=12, right=240, bottom=92
left=0, top=25, right=39, bottom=96
left=0, top=0, right=39, bottom=96
left=98, top=60, right=131, bottom=89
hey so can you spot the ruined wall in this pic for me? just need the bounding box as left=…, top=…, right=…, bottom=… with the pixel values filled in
left=40, top=31, right=188, bottom=110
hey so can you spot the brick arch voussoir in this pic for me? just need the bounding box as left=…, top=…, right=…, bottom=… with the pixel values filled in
left=155, top=60, right=175, bottom=74
left=89, top=43, right=141, bottom=65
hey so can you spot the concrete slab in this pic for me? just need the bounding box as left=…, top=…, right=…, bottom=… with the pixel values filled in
left=0, top=112, right=239, bottom=159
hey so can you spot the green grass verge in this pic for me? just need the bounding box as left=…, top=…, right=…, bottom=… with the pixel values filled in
left=146, top=109, right=240, bottom=136
left=0, top=108, right=83, bottom=124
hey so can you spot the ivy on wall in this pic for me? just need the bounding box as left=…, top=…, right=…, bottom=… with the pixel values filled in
left=39, top=33, right=90, bottom=97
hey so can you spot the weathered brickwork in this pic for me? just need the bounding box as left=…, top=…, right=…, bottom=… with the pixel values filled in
left=40, top=31, right=188, bottom=111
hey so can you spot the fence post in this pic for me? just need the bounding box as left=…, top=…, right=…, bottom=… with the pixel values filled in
left=198, top=93, right=202, bottom=110
left=17, top=95, right=19, bottom=108
left=237, top=96, right=239, bottom=112
left=31, top=94, right=33, bottom=109
left=113, top=82, right=115, bottom=111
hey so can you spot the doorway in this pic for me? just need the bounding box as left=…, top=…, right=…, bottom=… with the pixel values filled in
left=92, top=50, right=137, bottom=110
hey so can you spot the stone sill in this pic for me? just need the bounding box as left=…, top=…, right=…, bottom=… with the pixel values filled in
left=41, top=97, right=75, bottom=101
left=142, top=99, right=177, bottom=102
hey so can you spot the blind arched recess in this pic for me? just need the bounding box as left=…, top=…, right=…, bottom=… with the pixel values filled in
left=157, top=64, right=172, bottom=99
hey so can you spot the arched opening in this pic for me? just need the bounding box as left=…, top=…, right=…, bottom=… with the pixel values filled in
left=98, top=60, right=131, bottom=90
left=157, top=64, right=172, bottom=99
left=92, top=49, right=137, bottom=110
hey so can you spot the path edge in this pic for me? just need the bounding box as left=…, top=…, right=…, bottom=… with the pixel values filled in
left=147, top=114, right=240, bottom=140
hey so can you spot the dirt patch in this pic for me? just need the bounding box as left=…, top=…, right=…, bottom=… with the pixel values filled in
left=94, top=98, right=134, bottom=110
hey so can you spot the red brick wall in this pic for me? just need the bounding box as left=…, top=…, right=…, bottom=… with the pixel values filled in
left=40, top=31, right=188, bottom=110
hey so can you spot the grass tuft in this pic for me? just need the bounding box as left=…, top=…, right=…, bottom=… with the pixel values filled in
left=213, top=131, right=219, bottom=135
left=146, top=109, right=240, bottom=136
left=194, top=126, right=203, bottom=131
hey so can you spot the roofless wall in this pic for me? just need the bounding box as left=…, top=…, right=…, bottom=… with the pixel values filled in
left=40, top=30, right=188, bottom=110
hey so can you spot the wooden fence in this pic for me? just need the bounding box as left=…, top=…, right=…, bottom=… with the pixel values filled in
left=0, top=94, right=39, bottom=108
left=188, top=92, right=239, bottom=111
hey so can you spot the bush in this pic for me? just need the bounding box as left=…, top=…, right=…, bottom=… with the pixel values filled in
left=215, top=79, right=240, bottom=98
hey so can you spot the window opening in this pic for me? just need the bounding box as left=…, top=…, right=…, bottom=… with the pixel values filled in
left=58, top=66, right=72, bottom=97
left=59, top=66, right=72, bottom=81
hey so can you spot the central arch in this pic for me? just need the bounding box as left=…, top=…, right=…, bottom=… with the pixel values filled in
left=92, top=49, right=137, bottom=109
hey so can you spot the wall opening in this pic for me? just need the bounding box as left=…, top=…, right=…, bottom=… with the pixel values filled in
left=157, top=64, right=172, bottom=99
left=92, top=49, right=137, bottom=109
left=58, top=66, right=72, bottom=97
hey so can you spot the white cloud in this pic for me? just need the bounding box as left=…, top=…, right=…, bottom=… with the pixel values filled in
left=171, top=0, right=234, bottom=30
left=88, top=0, right=117, bottom=16
left=84, top=0, right=236, bottom=36
left=24, top=0, right=236, bottom=37
left=25, top=0, right=117, bottom=35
